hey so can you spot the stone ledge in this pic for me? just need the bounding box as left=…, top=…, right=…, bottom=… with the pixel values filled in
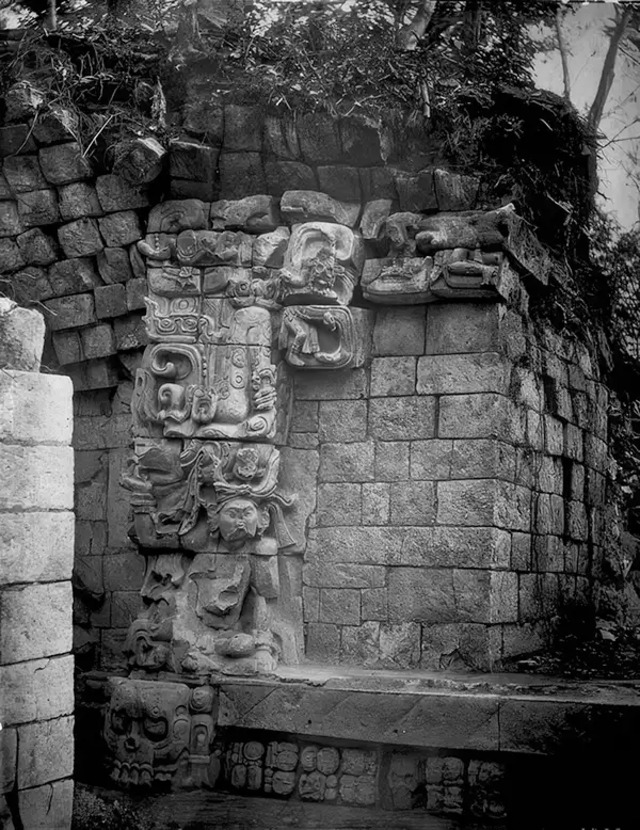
left=215, top=664, right=640, bottom=757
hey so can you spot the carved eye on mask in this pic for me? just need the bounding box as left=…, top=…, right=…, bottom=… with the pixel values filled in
left=143, top=716, right=168, bottom=741
left=110, top=710, right=130, bottom=735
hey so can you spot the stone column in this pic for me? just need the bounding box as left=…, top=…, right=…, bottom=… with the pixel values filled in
left=0, top=301, right=75, bottom=830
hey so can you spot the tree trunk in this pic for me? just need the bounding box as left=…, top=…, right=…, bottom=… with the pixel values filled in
left=397, top=0, right=437, bottom=50
left=555, top=8, right=571, bottom=102
left=588, top=5, right=633, bottom=131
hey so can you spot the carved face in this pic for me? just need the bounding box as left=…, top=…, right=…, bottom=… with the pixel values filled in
left=233, top=448, right=259, bottom=481
left=217, top=498, right=260, bottom=542
left=104, top=679, right=191, bottom=787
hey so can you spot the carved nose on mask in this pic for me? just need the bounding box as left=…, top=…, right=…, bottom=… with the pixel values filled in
left=124, top=735, right=140, bottom=752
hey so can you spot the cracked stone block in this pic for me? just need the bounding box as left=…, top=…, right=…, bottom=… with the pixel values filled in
left=96, top=174, right=150, bottom=212
left=2, top=155, right=47, bottom=193
left=48, top=258, right=101, bottom=296
left=0, top=299, right=45, bottom=370
left=0, top=125, right=36, bottom=156
left=0, top=582, right=72, bottom=662
left=265, top=160, right=317, bottom=197
left=32, top=106, right=78, bottom=144
left=224, top=104, right=263, bottom=152
left=125, top=277, right=146, bottom=310
left=17, top=716, right=74, bottom=789
left=96, top=247, right=133, bottom=284
left=39, top=142, right=92, bottom=184
left=394, top=169, right=438, bottom=212
left=219, top=152, right=266, bottom=199
left=169, top=140, right=220, bottom=181
left=52, top=329, right=82, bottom=364
left=297, top=113, right=342, bottom=164
left=113, top=314, right=147, bottom=351
left=57, top=218, right=104, bottom=257
left=11, top=266, right=54, bottom=303
left=80, top=323, right=117, bottom=360
left=0, top=238, right=25, bottom=273
left=0, top=201, right=24, bottom=237
left=97, top=210, right=142, bottom=247
left=58, top=181, right=103, bottom=220
left=18, top=779, right=73, bottom=830
left=95, top=283, right=128, bottom=319
left=0, top=655, right=73, bottom=723
left=44, top=293, right=96, bottom=331
left=16, top=189, right=60, bottom=227
left=15, top=228, right=58, bottom=266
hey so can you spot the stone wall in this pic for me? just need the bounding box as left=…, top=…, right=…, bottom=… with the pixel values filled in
left=0, top=301, right=75, bottom=830
left=0, top=87, right=615, bottom=678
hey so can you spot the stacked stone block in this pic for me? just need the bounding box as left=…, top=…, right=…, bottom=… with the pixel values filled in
left=0, top=370, right=74, bottom=829
left=297, top=294, right=611, bottom=670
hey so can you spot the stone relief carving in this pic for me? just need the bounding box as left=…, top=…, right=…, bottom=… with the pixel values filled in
left=361, top=204, right=545, bottom=304
left=104, top=678, right=219, bottom=789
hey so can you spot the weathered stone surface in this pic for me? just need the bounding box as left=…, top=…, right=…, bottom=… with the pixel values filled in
left=32, top=106, right=78, bottom=144
left=48, top=257, right=101, bottom=295
left=210, top=195, right=280, bottom=233
left=52, top=330, right=82, bottom=364
left=0, top=201, right=23, bottom=237
left=97, top=210, right=142, bottom=247
left=319, top=400, right=367, bottom=443
left=317, top=482, right=362, bottom=526
left=320, top=442, right=374, bottom=482
left=0, top=125, right=36, bottom=156
left=0, top=173, right=11, bottom=199
left=417, top=352, right=510, bottom=396
left=0, top=726, right=16, bottom=791
left=265, top=161, right=317, bottom=196
left=146, top=199, right=207, bottom=233
left=11, top=266, right=53, bottom=303
left=169, top=140, right=219, bottom=180
left=17, top=716, right=74, bottom=788
left=15, top=228, right=58, bottom=266
left=39, top=142, right=91, bottom=184
left=280, top=190, right=360, bottom=227
left=317, top=166, right=361, bottom=203
left=0, top=582, right=72, bottom=662
left=57, top=217, right=104, bottom=257
left=360, top=199, right=393, bottom=240
left=339, top=117, right=389, bottom=166
left=2, top=155, right=47, bottom=192
left=0, top=238, right=25, bottom=273
left=359, top=167, right=397, bottom=202
left=264, top=113, right=300, bottom=159
left=218, top=683, right=500, bottom=751
left=58, top=181, right=103, bottom=220
left=439, top=393, right=512, bottom=440
left=114, top=314, right=147, bottom=350
left=425, top=303, right=500, bottom=355
left=4, top=81, right=44, bottom=123
left=80, top=323, right=117, bottom=359
left=369, top=396, right=436, bottom=440
left=96, top=246, right=133, bottom=284
left=94, top=283, right=127, bottom=319
left=18, top=779, right=73, bottom=830
left=373, top=307, right=426, bottom=356
left=297, top=114, right=342, bottom=164
left=253, top=226, right=290, bottom=268
left=96, top=174, right=150, bottom=214
left=219, top=152, right=266, bottom=199
left=224, top=104, right=263, bottom=151
left=125, top=277, right=146, bottom=310
left=319, top=589, right=361, bottom=625
left=0, top=371, right=72, bottom=445
left=371, top=356, right=417, bottom=397
left=0, top=655, right=73, bottom=723
left=362, top=482, right=390, bottom=525
left=67, top=357, right=119, bottom=390
left=0, top=300, right=45, bottom=371
left=437, top=479, right=497, bottom=526
left=16, top=189, right=59, bottom=227
left=394, top=169, right=438, bottom=212
left=389, top=480, right=436, bottom=525
left=113, top=136, right=166, bottom=185
left=401, top=526, right=510, bottom=569
left=375, top=441, right=409, bottom=481
left=44, top=293, right=96, bottom=330
left=306, top=526, right=401, bottom=566
left=434, top=169, right=479, bottom=211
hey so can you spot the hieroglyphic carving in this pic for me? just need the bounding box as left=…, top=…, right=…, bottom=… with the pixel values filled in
left=104, top=678, right=219, bottom=789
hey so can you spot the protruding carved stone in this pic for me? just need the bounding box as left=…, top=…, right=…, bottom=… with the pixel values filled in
left=280, top=222, right=363, bottom=305
left=112, top=137, right=166, bottom=186
left=104, top=678, right=219, bottom=789
left=210, top=196, right=280, bottom=233
left=362, top=257, right=433, bottom=304
left=280, top=190, right=360, bottom=227
left=279, top=305, right=356, bottom=369
left=147, top=200, right=208, bottom=234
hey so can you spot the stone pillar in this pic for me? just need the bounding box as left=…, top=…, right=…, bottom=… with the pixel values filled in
left=0, top=303, right=75, bottom=830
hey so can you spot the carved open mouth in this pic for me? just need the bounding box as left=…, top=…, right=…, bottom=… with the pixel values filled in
left=110, top=759, right=155, bottom=788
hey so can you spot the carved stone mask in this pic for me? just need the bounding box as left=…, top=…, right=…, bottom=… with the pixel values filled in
left=105, top=678, right=191, bottom=787
left=217, top=497, right=261, bottom=542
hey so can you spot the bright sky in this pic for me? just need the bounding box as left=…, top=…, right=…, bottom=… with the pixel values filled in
left=533, top=2, right=640, bottom=229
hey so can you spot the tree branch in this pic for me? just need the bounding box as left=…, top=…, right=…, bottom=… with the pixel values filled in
left=555, top=7, right=571, bottom=101
left=396, top=0, right=437, bottom=50
left=588, top=4, right=633, bottom=130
